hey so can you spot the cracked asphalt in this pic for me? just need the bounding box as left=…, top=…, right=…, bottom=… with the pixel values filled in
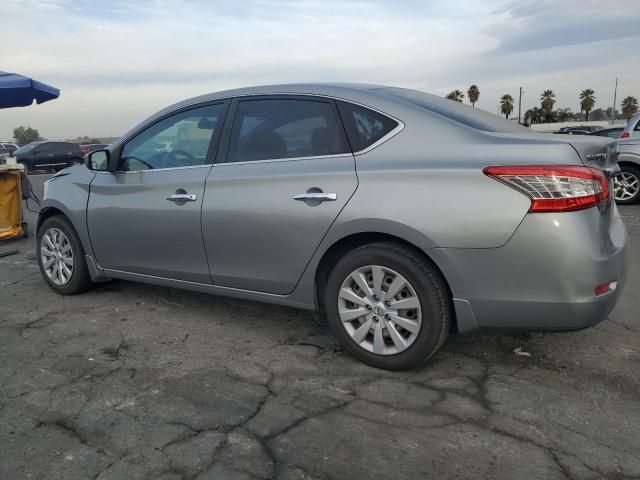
left=1, top=173, right=639, bottom=480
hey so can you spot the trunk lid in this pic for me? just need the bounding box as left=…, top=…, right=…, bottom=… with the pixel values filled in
left=559, top=135, right=618, bottom=170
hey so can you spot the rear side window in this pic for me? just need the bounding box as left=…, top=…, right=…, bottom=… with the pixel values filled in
left=227, top=99, right=349, bottom=163
left=337, top=101, right=399, bottom=152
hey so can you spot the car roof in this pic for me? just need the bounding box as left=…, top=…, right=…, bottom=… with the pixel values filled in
left=117, top=82, right=527, bottom=144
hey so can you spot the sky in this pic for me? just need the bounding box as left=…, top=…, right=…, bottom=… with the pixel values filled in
left=1, top=0, right=639, bottom=140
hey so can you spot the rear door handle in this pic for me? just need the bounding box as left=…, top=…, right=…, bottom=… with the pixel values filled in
left=166, top=193, right=197, bottom=202
left=293, top=192, right=337, bottom=202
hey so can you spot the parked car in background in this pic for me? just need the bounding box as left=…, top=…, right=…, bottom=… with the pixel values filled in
left=615, top=139, right=640, bottom=204
left=620, top=112, right=640, bottom=139
left=554, top=129, right=589, bottom=135
left=36, top=83, right=626, bottom=370
left=557, top=126, right=602, bottom=134
left=15, top=141, right=83, bottom=173
left=80, top=143, right=110, bottom=156
left=589, top=127, right=625, bottom=139
left=0, top=142, right=19, bottom=154
left=0, top=147, right=12, bottom=161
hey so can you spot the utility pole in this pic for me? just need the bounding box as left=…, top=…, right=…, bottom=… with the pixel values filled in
left=518, top=87, right=523, bottom=124
left=611, top=78, right=618, bottom=124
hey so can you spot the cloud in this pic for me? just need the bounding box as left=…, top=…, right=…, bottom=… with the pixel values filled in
left=488, top=0, right=640, bottom=53
left=0, top=0, right=639, bottom=139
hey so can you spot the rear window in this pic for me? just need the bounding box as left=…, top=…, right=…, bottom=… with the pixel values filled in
left=337, top=101, right=399, bottom=152
left=379, top=87, right=530, bottom=134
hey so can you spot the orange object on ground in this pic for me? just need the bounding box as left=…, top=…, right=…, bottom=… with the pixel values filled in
left=0, top=169, right=24, bottom=240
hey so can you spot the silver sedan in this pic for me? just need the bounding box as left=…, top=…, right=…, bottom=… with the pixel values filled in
left=36, top=83, right=627, bottom=370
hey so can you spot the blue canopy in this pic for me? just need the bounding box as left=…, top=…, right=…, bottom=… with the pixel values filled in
left=0, top=71, right=60, bottom=109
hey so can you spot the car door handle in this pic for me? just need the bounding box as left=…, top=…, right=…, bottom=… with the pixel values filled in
left=293, top=192, right=337, bottom=202
left=166, top=193, right=197, bottom=202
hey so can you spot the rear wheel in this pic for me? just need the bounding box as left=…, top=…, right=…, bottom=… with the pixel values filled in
left=325, top=242, right=451, bottom=370
left=614, top=165, right=640, bottom=204
left=37, top=216, right=94, bottom=294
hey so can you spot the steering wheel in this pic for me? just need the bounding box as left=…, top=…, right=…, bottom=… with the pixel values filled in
left=162, top=149, right=197, bottom=168
left=120, top=156, right=154, bottom=171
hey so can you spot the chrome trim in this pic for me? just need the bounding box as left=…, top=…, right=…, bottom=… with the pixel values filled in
left=110, top=93, right=405, bottom=156
left=213, top=152, right=353, bottom=167
left=166, top=193, right=197, bottom=202
left=293, top=192, right=337, bottom=201
left=353, top=121, right=404, bottom=155
left=94, top=164, right=212, bottom=174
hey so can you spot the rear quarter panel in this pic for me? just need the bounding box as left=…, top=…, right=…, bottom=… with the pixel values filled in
left=340, top=113, right=584, bottom=249
left=618, top=141, right=640, bottom=167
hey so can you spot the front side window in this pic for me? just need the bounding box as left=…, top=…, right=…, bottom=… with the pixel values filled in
left=119, top=103, right=224, bottom=171
left=337, top=101, right=399, bottom=152
left=227, top=99, right=349, bottom=163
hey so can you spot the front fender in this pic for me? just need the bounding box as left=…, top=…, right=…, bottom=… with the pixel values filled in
left=38, top=165, right=95, bottom=258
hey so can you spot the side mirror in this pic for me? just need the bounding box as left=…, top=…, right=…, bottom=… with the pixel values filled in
left=87, top=149, right=110, bottom=171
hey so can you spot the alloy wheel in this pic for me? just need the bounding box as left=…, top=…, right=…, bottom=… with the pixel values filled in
left=614, top=171, right=640, bottom=201
left=338, top=265, right=422, bottom=355
left=41, top=227, right=74, bottom=285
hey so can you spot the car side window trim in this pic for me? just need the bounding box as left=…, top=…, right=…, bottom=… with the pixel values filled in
left=108, top=100, right=230, bottom=172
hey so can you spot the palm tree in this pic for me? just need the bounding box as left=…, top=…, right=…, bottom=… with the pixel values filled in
left=579, top=89, right=596, bottom=121
left=445, top=90, right=464, bottom=102
left=540, top=90, right=556, bottom=121
left=467, top=85, right=480, bottom=107
left=621, top=96, right=639, bottom=119
left=556, top=108, right=574, bottom=122
left=500, top=94, right=514, bottom=119
left=524, top=107, right=544, bottom=125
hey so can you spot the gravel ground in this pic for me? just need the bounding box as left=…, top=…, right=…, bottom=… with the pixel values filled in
left=1, top=173, right=639, bottom=480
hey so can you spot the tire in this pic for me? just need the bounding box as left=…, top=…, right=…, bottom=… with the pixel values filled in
left=615, top=165, right=640, bottom=205
left=324, top=242, right=451, bottom=370
left=37, top=215, right=95, bottom=294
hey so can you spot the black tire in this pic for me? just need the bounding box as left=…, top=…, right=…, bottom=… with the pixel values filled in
left=37, top=215, right=95, bottom=294
left=324, top=242, right=451, bottom=370
left=615, top=165, right=640, bottom=205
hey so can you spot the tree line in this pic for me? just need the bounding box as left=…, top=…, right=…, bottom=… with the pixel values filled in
left=445, top=86, right=639, bottom=124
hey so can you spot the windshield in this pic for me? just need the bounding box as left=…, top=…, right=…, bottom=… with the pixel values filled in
left=378, top=87, right=531, bottom=134
left=15, top=142, right=42, bottom=154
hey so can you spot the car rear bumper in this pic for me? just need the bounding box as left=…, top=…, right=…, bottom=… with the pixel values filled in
left=429, top=205, right=628, bottom=332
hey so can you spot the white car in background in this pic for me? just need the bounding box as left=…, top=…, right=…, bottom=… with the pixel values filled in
left=620, top=112, right=640, bottom=140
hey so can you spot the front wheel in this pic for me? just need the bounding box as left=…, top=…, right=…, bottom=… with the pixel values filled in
left=324, top=242, right=451, bottom=370
left=614, top=165, right=640, bottom=204
left=37, top=216, right=95, bottom=294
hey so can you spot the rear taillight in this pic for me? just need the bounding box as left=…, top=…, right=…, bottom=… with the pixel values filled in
left=620, top=132, right=630, bottom=139
left=483, top=165, right=609, bottom=213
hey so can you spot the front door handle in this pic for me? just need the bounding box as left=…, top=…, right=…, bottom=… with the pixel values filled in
left=293, top=192, right=337, bottom=202
left=166, top=193, right=197, bottom=202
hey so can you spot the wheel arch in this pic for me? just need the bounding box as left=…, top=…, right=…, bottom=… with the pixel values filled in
left=313, top=231, right=458, bottom=332
left=617, top=160, right=640, bottom=169
left=37, top=200, right=94, bottom=258
left=37, top=206, right=67, bottom=233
